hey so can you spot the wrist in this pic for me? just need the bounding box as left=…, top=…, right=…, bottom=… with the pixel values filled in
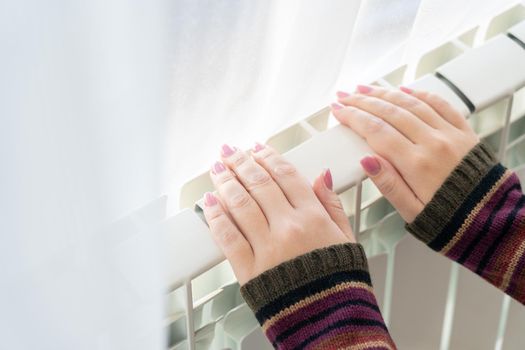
left=406, top=141, right=501, bottom=248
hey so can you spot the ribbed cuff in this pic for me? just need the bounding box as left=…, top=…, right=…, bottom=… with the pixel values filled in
left=406, top=142, right=498, bottom=244
left=240, top=243, right=369, bottom=314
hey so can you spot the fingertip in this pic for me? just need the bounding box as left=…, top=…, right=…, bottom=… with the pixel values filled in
left=336, top=91, right=350, bottom=99
left=323, top=168, right=333, bottom=191
left=360, top=155, right=381, bottom=176
left=356, top=85, right=373, bottom=94
left=204, top=192, right=218, bottom=207
left=331, top=102, right=344, bottom=111
left=399, top=86, right=413, bottom=94
left=252, top=142, right=265, bottom=153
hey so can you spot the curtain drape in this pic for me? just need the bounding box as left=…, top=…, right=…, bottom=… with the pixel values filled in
left=168, top=0, right=520, bottom=207
left=0, top=0, right=520, bottom=349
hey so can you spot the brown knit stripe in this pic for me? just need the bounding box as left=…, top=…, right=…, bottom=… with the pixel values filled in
left=313, top=330, right=395, bottom=350
left=261, top=281, right=373, bottom=331
left=344, top=340, right=395, bottom=350
left=501, top=220, right=525, bottom=291
left=440, top=170, right=513, bottom=255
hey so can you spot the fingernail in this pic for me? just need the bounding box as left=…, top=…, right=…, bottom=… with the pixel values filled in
left=360, top=156, right=381, bottom=176
left=400, top=86, right=413, bottom=94
left=204, top=192, right=218, bottom=206
left=331, top=102, right=344, bottom=110
left=221, top=144, right=235, bottom=157
left=212, top=161, right=226, bottom=174
left=253, top=142, right=265, bottom=153
left=323, top=168, right=333, bottom=190
left=336, top=91, right=350, bottom=98
left=357, top=85, right=372, bottom=94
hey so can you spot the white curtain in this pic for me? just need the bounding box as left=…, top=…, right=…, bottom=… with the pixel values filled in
left=0, top=0, right=520, bottom=349
left=167, top=0, right=521, bottom=207
left=1, top=1, right=169, bottom=349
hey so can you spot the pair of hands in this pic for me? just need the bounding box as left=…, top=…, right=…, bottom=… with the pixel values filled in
left=203, top=85, right=479, bottom=285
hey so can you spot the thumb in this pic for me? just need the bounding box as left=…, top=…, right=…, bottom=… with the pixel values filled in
left=313, top=169, right=355, bottom=242
left=360, top=154, right=424, bottom=223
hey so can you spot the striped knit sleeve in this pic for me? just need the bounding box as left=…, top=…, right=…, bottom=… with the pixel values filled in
left=240, top=243, right=396, bottom=350
left=406, top=142, right=525, bottom=304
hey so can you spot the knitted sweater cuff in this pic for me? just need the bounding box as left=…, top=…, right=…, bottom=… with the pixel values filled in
left=405, top=142, right=498, bottom=244
left=239, top=242, right=369, bottom=315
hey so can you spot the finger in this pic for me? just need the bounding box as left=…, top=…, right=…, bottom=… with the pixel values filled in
left=360, top=154, right=424, bottom=223
left=220, top=144, right=293, bottom=221
left=251, top=143, right=321, bottom=208
left=210, top=161, right=270, bottom=245
left=401, top=87, right=469, bottom=131
left=202, top=192, right=254, bottom=284
left=338, top=86, right=449, bottom=130
left=312, top=169, right=355, bottom=242
left=337, top=89, right=434, bottom=143
left=331, top=103, right=414, bottom=168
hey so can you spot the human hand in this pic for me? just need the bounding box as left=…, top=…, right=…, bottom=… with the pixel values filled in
left=202, top=144, right=354, bottom=285
left=332, top=85, right=480, bottom=223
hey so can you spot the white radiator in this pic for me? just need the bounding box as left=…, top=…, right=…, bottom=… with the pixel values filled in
left=157, top=5, right=525, bottom=349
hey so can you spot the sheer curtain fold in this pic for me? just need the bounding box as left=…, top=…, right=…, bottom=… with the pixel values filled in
left=168, top=0, right=521, bottom=205
left=1, top=0, right=522, bottom=349
left=1, top=1, right=169, bottom=349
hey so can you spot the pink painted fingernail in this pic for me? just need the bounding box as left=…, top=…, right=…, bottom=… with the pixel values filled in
left=221, top=144, right=235, bottom=157
left=212, top=161, right=226, bottom=174
left=357, top=85, right=373, bottom=94
left=360, top=156, right=381, bottom=176
left=204, top=192, right=218, bottom=206
left=400, top=86, right=413, bottom=94
left=253, top=142, right=265, bottom=153
left=331, top=102, right=344, bottom=110
left=336, top=91, right=350, bottom=98
left=323, top=168, right=333, bottom=190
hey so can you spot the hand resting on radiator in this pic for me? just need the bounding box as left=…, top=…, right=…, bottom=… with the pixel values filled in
left=202, top=143, right=355, bottom=285
left=332, top=85, right=480, bottom=223
left=201, top=142, right=397, bottom=349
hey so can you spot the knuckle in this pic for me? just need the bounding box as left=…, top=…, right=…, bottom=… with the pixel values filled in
left=428, top=93, right=450, bottom=110
left=228, top=192, right=251, bottom=209
left=329, top=198, right=345, bottom=212
left=206, top=207, right=225, bottom=223
left=257, top=150, right=274, bottom=161
left=401, top=96, right=421, bottom=110
left=365, top=116, right=386, bottom=133
left=248, top=171, right=272, bottom=187
left=215, top=172, right=236, bottom=185
left=380, top=103, right=399, bottom=116
left=378, top=175, right=397, bottom=196
left=206, top=214, right=241, bottom=246
left=430, top=135, right=454, bottom=153
left=320, top=194, right=345, bottom=212
left=230, top=152, right=248, bottom=167
left=255, top=145, right=279, bottom=159
left=218, top=229, right=240, bottom=246
left=374, top=88, right=389, bottom=98
left=413, top=153, right=432, bottom=172
left=283, top=221, right=305, bottom=236
left=418, top=91, right=431, bottom=100
left=273, top=162, right=297, bottom=176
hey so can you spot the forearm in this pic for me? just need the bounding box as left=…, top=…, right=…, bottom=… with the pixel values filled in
left=407, top=142, right=525, bottom=304
left=240, top=243, right=396, bottom=350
